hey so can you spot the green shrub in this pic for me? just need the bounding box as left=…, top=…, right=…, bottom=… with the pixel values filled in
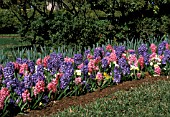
left=0, top=9, right=19, bottom=34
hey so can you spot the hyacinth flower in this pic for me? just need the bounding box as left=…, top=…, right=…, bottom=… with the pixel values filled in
left=154, top=64, right=161, bottom=76
left=22, top=89, right=31, bottom=102
left=118, top=57, right=130, bottom=75
left=19, top=63, right=28, bottom=76
left=106, top=44, right=114, bottom=52
left=93, top=47, right=105, bottom=59
left=47, top=52, right=64, bottom=75
left=84, top=49, right=90, bottom=59
left=88, top=59, right=99, bottom=73
left=42, top=55, right=50, bottom=68
left=81, top=64, right=88, bottom=79
left=162, top=50, right=170, bottom=64
left=101, top=58, right=109, bottom=70
left=0, top=87, right=10, bottom=110
left=158, top=41, right=168, bottom=55
left=150, top=43, right=157, bottom=53
left=33, top=80, right=45, bottom=96
left=74, top=77, right=82, bottom=85
left=74, top=54, right=83, bottom=65
left=60, top=62, right=74, bottom=90
left=0, top=65, right=3, bottom=80
left=27, top=61, right=35, bottom=74
left=96, top=72, right=103, bottom=82
left=114, top=46, right=126, bottom=59
left=113, top=66, right=121, bottom=83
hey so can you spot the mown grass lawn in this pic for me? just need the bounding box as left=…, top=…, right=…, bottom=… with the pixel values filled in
left=52, top=80, right=170, bottom=117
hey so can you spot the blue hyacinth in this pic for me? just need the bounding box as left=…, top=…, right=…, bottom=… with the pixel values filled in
left=162, top=49, right=170, bottom=64
left=138, top=44, right=148, bottom=56
left=118, top=58, right=130, bottom=75
left=74, top=54, right=83, bottom=65
left=94, top=47, right=104, bottom=58
left=101, top=58, right=108, bottom=69
left=113, top=66, right=121, bottom=83
left=158, top=41, right=168, bottom=55
left=114, top=46, right=126, bottom=59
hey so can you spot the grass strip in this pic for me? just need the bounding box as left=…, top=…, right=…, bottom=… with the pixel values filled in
left=53, top=80, right=170, bottom=117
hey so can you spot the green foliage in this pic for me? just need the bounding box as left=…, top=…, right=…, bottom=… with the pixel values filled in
left=1, top=0, right=170, bottom=47
left=0, top=9, right=19, bottom=34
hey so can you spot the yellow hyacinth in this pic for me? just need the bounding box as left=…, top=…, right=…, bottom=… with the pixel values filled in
left=104, top=72, right=111, bottom=80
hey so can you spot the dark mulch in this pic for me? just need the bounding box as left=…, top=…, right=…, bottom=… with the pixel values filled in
left=16, top=75, right=170, bottom=117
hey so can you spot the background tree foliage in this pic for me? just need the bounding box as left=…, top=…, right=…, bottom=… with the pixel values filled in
left=1, top=0, right=170, bottom=47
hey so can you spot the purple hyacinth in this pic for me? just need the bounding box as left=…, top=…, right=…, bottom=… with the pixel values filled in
left=74, top=54, right=83, bottom=65
left=158, top=41, right=168, bottom=55
left=89, top=74, right=95, bottom=79
left=0, top=65, right=3, bottom=79
left=16, top=58, right=28, bottom=64
left=114, top=46, right=126, bottom=59
left=23, top=75, right=33, bottom=88
left=28, top=61, right=35, bottom=73
left=94, top=47, right=105, bottom=58
left=47, top=52, right=64, bottom=75
left=118, top=58, right=130, bottom=75
left=84, top=50, right=90, bottom=58
left=113, top=66, right=121, bottom=83
left=105, top=52, right=111, bottom=56
left=36, top=65, right=44, bottom=74
left=138, top=44, right=148, bottom=56
left=16, top=58, right=22, bottom=64
left=81, top=80, right=91, bottom=91
left=60, top=62, right=73, bottom=73
left=31, top=73, right=45, bottom=85
left=81, top=65, right=88, bottom=78
left=3, top=62, right=15, bottom=79
left=60, top=63, right=74, bottom=89
left=101, top=58, right=108, bottom=69
left=60, top=72, right=71, bottom=90
left=143, top=52, right=150, bottom=65
left=162, top=49, right=170, bottom=64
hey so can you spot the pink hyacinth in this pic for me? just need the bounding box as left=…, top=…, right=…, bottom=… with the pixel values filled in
left=87, top=54, right=93, bottom=59
left=106, top=44, right=114, bottom=52
left=166, top=43, right=170, bottom=50
left=36, top=58, right=42, bottom=65
left=88, top=59, right=99, bottom=73
left=88, top=59, right=95, bottom=73
left=74, top=77, right=82, bottom=85
left=22, top=89, right=31, bottom=102
left=0, top=87, right=10, bottom=110
left=154, top=65, right=161, bottom=75
left=159, top=55, right=164, bottom=60
left=13, top=62, right=20, bottom=70
left=96, top=72, right=103, bottom=81
left=43, top=55, right=50, bottom=67
left=47, top=78, right=58, bottom=93
left=149, top=52, right=157, bottom=61
left=150, top=43, right=157, bottom=53
left=64, top=56, right=74, bottom=63
left=137, top=73, right=141, bottom=79
left=34, top=80, right=45, bottom=96
left=138, top=56, right=144, bottom=69
left=77, top=63, right=84, bottom=70
left=128, top=54, right=137, bottom=65
left=19, top=63, right=28, bottom=75
left=108, top=51, right=117, bottom=62
left=95, top=57, right=101, bottom=64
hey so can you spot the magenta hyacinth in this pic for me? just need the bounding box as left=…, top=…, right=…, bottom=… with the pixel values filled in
left=34, top=80, right=45, bottom=96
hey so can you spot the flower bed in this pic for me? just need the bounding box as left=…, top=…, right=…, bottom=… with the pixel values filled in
left=0, top=41, right=170, bottom=116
